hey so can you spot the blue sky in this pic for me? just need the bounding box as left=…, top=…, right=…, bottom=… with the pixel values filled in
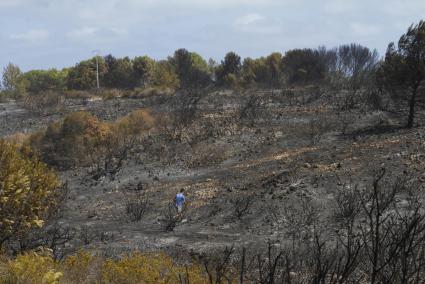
left=1, top=0, right=424, bottom=71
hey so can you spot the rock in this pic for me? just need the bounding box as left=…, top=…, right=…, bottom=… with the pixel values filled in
left=87, top=210, right=96, bottom=218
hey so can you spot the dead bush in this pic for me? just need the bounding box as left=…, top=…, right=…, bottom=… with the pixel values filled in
left=79, top=225, right=97, bottom=246
left=306, top=116, right=333, bottom=145
left=125, top=191, right=149, bottom=222
left=239, top=94, right=264, bottom=125
left=197, top=246, right=237, bottom=283
left=337, top=112, right=353, bottom=135
left=100, top=89, right=123, bottom=100
left=124, top=87, right=174, bottom=98
left=16, top=223, right=76, bottom=260
left=64, top=90, right=94, bottom=99
left=170, top=90, right=205, bottom=141
left=90, top=109, right=154, bottom=179
left=161, top=203, right=181, bottom=232
left=20, top=91, right=65, bottom=115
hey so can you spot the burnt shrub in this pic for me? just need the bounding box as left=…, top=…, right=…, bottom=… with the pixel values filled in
left=21, top=91, right=65, bottom=115
left=27, top=109, right=155, bottom=176
left=125, top=191, right=149, bottom=222
left=28, top=111, right=109, bottom=169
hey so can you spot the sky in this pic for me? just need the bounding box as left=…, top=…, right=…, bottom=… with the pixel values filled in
left=0, top=0, right=424, bottom=71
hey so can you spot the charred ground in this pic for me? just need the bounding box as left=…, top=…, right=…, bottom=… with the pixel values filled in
left=1, top=88, right=424, bottom=259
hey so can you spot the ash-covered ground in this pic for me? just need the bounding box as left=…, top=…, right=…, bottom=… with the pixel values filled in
left=1, top=90, right=424, bottom=257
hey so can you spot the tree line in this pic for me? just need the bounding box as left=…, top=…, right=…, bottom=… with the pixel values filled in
left=0, top=46, right=377, bottom=94
left=2, top=20, right=425, bottom=128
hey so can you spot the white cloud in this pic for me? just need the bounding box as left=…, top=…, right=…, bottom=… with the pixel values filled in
left=381, top=0, right=425, bottom=17
left=1, top=0, right=424, bottom=70
left=323, top=0, right=358, bottom=14
left=108, top=27, right=128, bottom=36
left=10, top=29, right=49, bottom=43
left=233, top=13, right=282, bottom=35
left=67, top=26, right=128, bottom=41
left=350, top=23, right=382, bottom=37
left=67, top=27, right=99, bottom=38
left=235, top=13, right=264, bottom=26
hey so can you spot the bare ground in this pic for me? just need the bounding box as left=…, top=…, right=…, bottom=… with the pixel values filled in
left=1, top=91, right=424, bottom=257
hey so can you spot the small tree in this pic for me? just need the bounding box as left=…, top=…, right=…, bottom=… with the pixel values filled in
left=151, top=60, right=180, bottom=90
left=282, top=48, right=327, bottom=85
left=169, top=49, right=210, bottom=91
left=216, top=52, right=242, bottom=87
left=133, top=56, right=155, bottom=87
left=2, top=63, right=27, bottom=98
left=379, top=20, right=425, bottom=128
left=67, top=57, right=107, bottom=90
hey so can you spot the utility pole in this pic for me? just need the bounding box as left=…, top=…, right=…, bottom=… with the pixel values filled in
left=92, top=50, right=101, bottom=89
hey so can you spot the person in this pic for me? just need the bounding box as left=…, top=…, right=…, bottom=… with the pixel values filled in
left=175, top=188, right=186, bottom=213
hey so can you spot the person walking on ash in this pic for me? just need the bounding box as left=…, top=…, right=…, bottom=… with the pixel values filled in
left=175, top=188, right=186, bottom=213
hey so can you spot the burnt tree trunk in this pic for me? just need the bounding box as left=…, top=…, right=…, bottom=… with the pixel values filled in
left=407, top=84, right=418, bottom=128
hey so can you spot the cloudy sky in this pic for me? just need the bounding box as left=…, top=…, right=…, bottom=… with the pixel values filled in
left=1, top=0, right=424, bottom=70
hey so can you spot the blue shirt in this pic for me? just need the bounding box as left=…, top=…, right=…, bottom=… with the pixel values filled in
left=175, top=193, right=185, bottom=206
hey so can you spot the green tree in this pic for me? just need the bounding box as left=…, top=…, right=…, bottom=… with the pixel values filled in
left=23, top=69, right=67, bottom=94
left=67, top=57, right=107, bottom=90
left=2, top=63, right=28, bottom=97
left=216, top=52, right=242, bottom=87
left=265, top=52, right=284, bottom=89
left=240, top=54, right=284, bottom=89
left=151, top=60, right=180, bottom=90
left=2, top=63, right=22, bottom=92
left=104, top=55, right=135, bottom=89
left=169, top=49, right=210, bottom=90
left=379, top=20, right=425, bottom=128
left=282, top=49, right=327, bottom=84
left=241, top=57, right=258, bottom=87
left=133, top=56, right=155, bottom=87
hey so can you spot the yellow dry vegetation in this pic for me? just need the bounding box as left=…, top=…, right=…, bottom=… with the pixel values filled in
left=0, top=140, right=60, bottom=245
left=4, top=132, right=30, bottom=146
left=0, top=250, right=210, bottom=284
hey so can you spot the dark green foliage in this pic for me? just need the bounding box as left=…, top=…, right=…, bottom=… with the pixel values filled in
left=104, top=55, right=136, bottom=89
left=169, top=49, right=211, bottom=90
left=379, top=20, right=425, bottom=128
left=133, top=56, right=155, bottom=88
left=66, top=57, right=107, bottom=90
left=241, top=52, right=284, bottom=89
left=23, top=69, right=67, bottom=94
left=282, top=48, right=327, bottom=84
left=216, top=52, right=242, bottom=87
